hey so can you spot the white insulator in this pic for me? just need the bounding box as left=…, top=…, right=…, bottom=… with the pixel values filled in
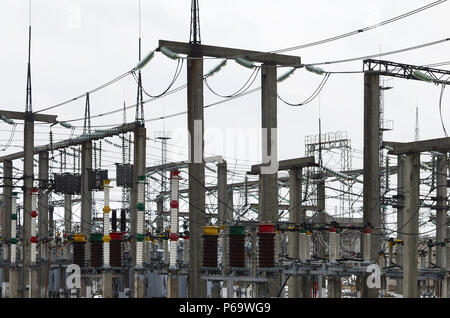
left=183, top=239, right=189, bottom=264
left=31, top=243, right=36, bottom=263
left=31, top=219, right=36, bottom=237
left=104, top=187, right=109, bottom=206
left=299, top=233, right=306, bottom=261
left=169, top=241, right=177, bottom=268
left=103, top=242, right=110, bottom=266
left=31, top=193, right=37, bottom=211
left=11, top=246, right=16, bottom=264
left=11, top=197, right=16, bottom=215
left=329, top=232, right=337, bottom=263
left=136, top=241, right=143, bottom=266
left=170, top=209, right=178, bottom=232
left=104, top=214, right=110, bottom=234
left=363, top=233, right=371, bottom=263
left=305, top=234, right=311, bottom=260
left=137, top=183, right=145, bottom=203
left=11, top=220, right=16, bottom=239
left=136, top=211, right=144, bottom=234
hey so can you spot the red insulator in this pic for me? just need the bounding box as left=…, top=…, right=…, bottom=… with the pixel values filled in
left=30, top=236, right=38, bottom=243
left=90, top=241, right=103, bottom=267
left=257, top=233, right=275, bottom=268
left=228, top=235, right=246, bottom=268
left=110, top=233, right=122, bottom=267
left=170, top=170, right=180, bottom=178
left=169, top=233, right=179, bottom=241
left=31, top=211, right=38, bottom=218
left=202, top=235, right=218, bottom=267
left=73, top=242, right=86, bottom=267
left=170, top=200, right=179, bottom=209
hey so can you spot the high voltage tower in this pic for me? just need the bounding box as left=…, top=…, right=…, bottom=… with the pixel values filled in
left=1, top=0, right=450, bottom=299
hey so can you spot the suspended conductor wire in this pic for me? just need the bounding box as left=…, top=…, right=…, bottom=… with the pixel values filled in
left=304, top=38, right=450, bottom=67
left=132, top=58, right=184, bottom=99
left=204, top=67, right=260, bottom=98
left=278, top=73, right=330, bottom=107
left=270, top=0, right=448, bottom=55
left=34, top=70, right=132, bottom=114
left=0, top=124, right=17, bottom=151
left=439, top=82, right=448, bottom=137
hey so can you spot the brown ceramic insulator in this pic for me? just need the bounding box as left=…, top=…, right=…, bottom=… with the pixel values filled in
left=73, top=242, right=86, bottom=267
left=110, top=239, right=122, bottom=267
left=228, top=235, right=246, bottom=268
left=257, top=233, right=275, bottom=268
left=202, top=235, right=218, bottom=267
left=90, top=241, right=103, bottom=267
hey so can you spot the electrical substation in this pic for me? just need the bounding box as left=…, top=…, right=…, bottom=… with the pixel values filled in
left=1, top=0, right=450, bottom=299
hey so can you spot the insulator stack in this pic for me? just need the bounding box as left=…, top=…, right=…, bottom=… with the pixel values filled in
left=102, top=180, right=111, bottom=267
left=183, top=235, right=189, bottom=264
left=257, top=224, right=275, bottom=268
left=111, top=209, right=117, bottom=232
left=109, top=232, right=122, bottom=267
left=202, top=226, right=219, bottom=267
left=363, top=229, right=371, bottom=263
left=73, top=234, right=86, bottom=267
left=305, top=231, right=311, bottom=260
left=10, top=193, right=18, bottom=264
left=329, top=228, right=338, bottom=263
left=120, top=209, right=127, bottom=233
left=228, top=225, right=246, bottom=268
left=169, top=170, right=180, bottom=269
left=30, top=188, right=38, bottom=263
left=90, top=233, right=103, bottom=267
left=135, top=176, right=145, bottom=268
left=299, top=231, right=307, bottom=261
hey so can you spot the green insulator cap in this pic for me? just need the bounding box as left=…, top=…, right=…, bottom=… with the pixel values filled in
left=137, top=203, right=145, bottom=211
left=136, top=234, right=145, bottom=242
left=90, top=233, right=103, bottom=242
left=9, top=238, right=18, bottom=244
left=10, top=214, right=17, bottom=220
left=138, top=176, right=146, bottom=182
left=230, top=225, right=245, bottom=235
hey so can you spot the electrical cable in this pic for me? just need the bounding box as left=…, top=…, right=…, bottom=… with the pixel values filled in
left=204, top=67, right=261, bottom=98
left=278, top=73, right=330, bottom=107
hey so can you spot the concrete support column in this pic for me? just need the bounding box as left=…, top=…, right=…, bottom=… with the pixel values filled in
left=132, top=126, right=146, bottom=298
left=436, top=155, right=447, bottom=279
left=64, top=195, right=72, bottom=260
left=259, top=64, right=279, bottom=298
left=288, top=167, right=301, bottom=298
left=23, top=117, right=34, bottom=297
left=402, top=153, right=420, bottom=298
left=217, top=161, right=229, bottom=269
left=187, top=48, right=207, bottom=298
left=362, top=73, right=381, bottom=298
left=38, top=152, right=49, bottom=297
left=80, top=141, right=92, bottom=297
left=396, top=155, right=405, bottom=295
left=2, top=160, right=12, bottom=289
left=102, top=271, right=113, bottom=298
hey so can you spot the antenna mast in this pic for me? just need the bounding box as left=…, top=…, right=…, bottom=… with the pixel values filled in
left=190, top=0, right=201, bottom=44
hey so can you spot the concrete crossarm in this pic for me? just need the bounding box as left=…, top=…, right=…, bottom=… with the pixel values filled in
left=0, top=110, right=57, bottom=123
left=158, top=40, right=301, bottom=66
left=249, top=156, right=317, bottom=175
left=383, top=138, right=450, bottom=155
left=0, top=122, right=139, bottom=162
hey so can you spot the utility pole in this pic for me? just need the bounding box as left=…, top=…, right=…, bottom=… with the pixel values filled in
left=435, top=154, right=448, bottom=297
left=38, top=151, right=49, bottom=297
left=2, top=161, right=12, bottom=296
left=362, top=72, right=381, bottom=298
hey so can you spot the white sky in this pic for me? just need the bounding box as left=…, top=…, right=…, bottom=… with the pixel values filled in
left=0, top=1, right=449, bottom=230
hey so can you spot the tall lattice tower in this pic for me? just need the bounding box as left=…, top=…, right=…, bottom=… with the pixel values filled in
left=305, top=131, right=352, bottom=217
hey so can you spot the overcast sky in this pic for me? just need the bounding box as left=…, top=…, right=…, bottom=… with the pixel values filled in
left=1, top=1, right=450, bottom=223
